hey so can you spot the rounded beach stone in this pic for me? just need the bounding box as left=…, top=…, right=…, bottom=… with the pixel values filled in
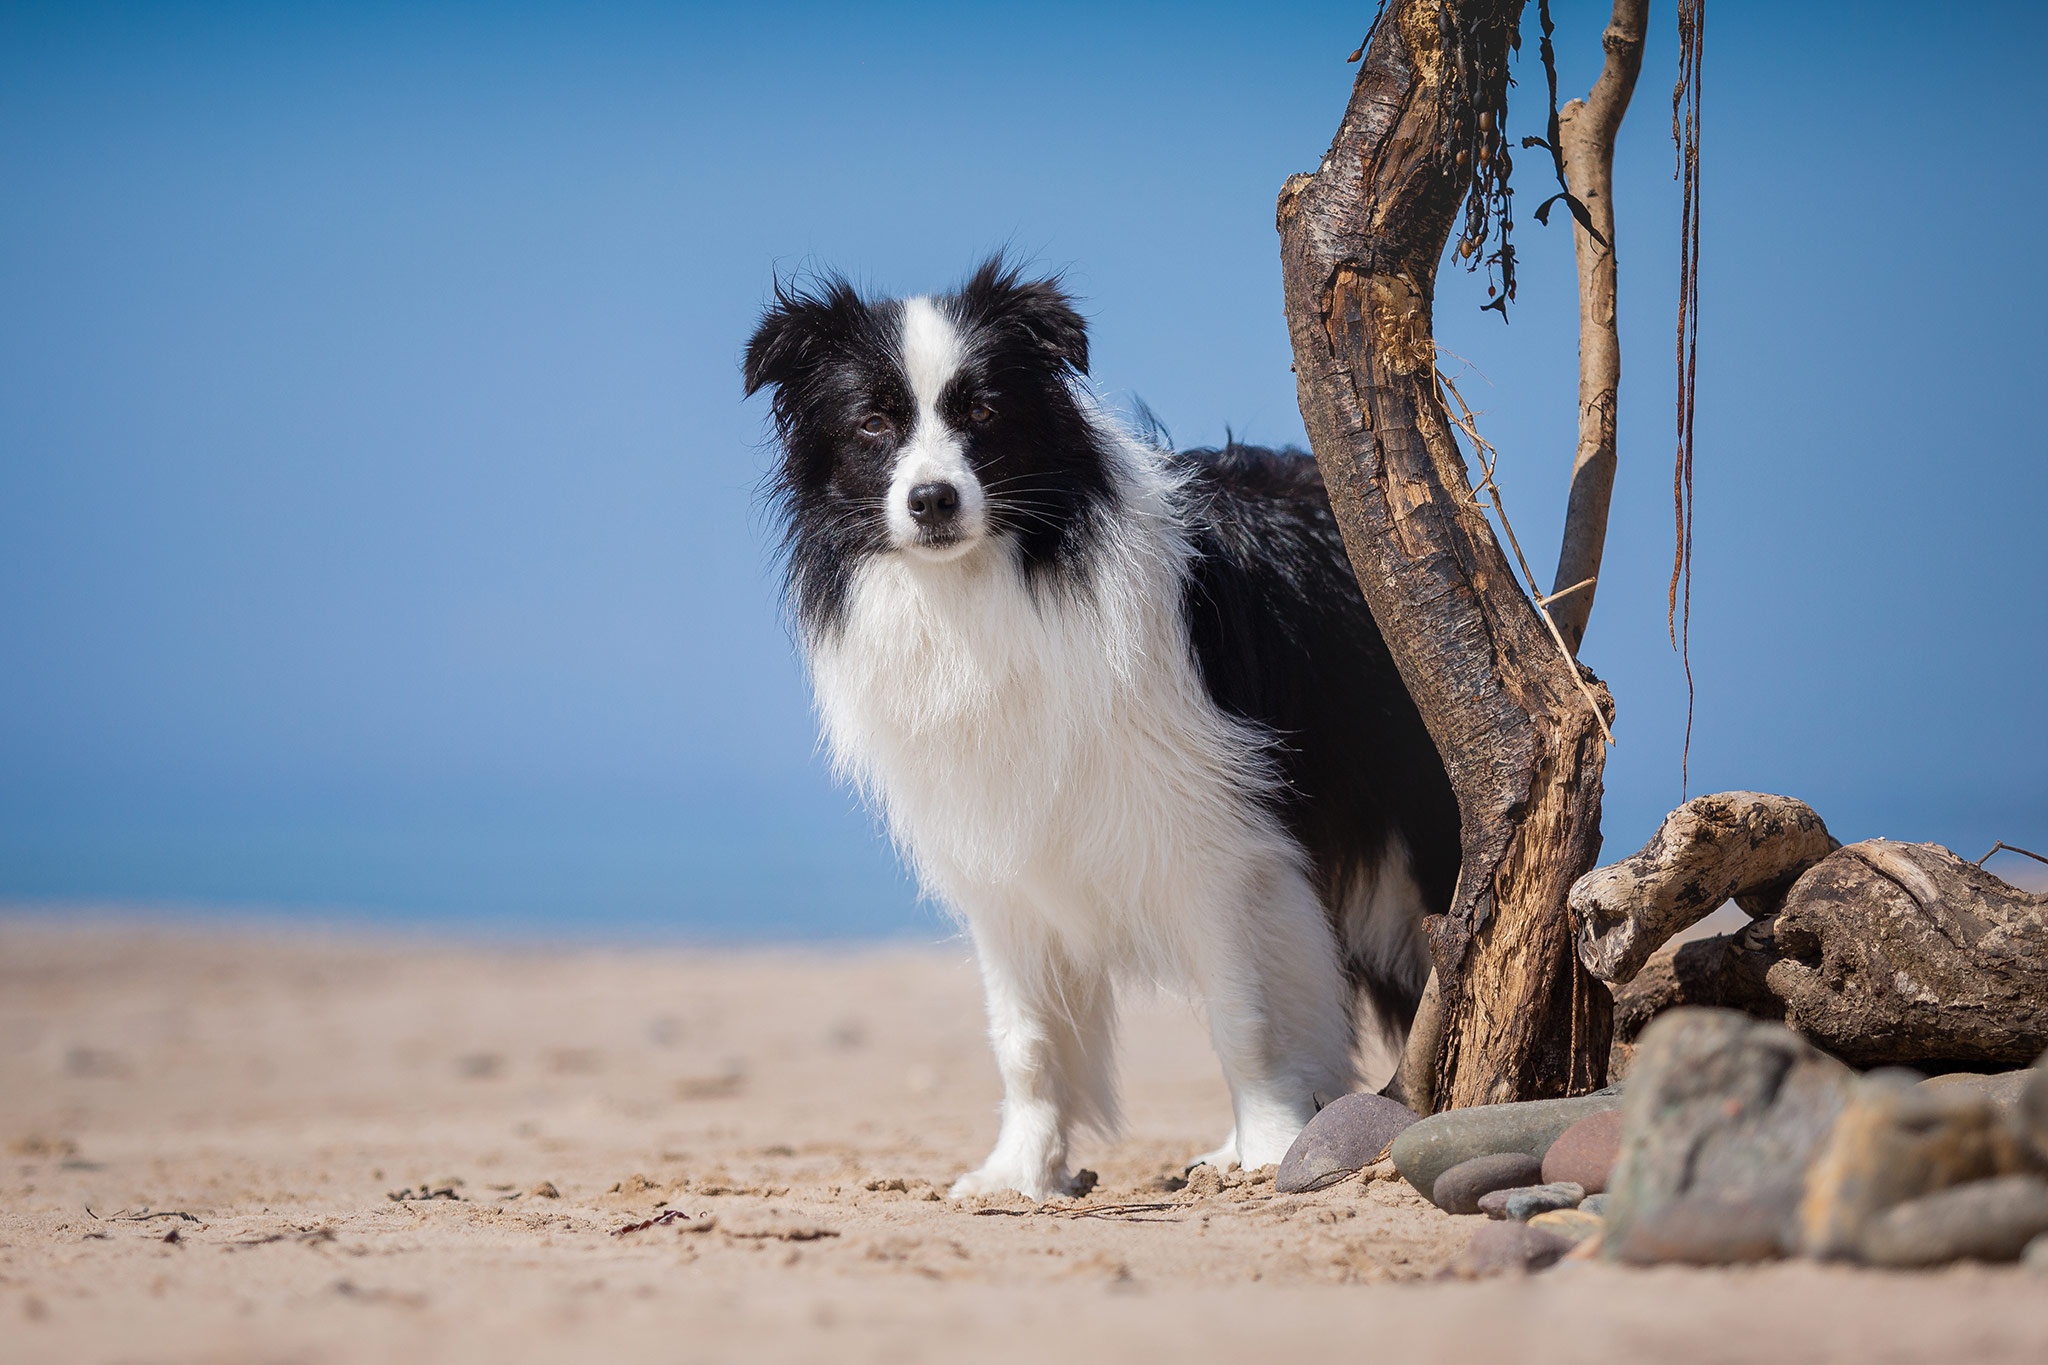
left=1456, top=1221, right=1573, bottom=1275
left=1431, top=1152, right=1545, bottom=1215
left=1475, top=1181, right=1585, bottom=1221
left=2026, top=1232, right=2048, bottom=1274
left=1860, top=1175, right=2048, bottom=1268
left=1390, top=1087, right=1621, bottom=1202
left=1542, top=1108, right=1623, bottom=1194
left=1275, top=1093, right=1421, bottom=1194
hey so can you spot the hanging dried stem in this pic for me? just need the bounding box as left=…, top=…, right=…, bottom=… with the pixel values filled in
left=1672, top=0, right=1705, bottom=789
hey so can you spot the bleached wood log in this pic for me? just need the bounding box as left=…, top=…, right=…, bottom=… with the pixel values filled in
left=1572, top=792, right=1838, bottom=986
left=1767, top=841, right=2048, bottom=1068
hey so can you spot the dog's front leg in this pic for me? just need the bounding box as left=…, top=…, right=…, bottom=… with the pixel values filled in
left=948, top=927, right=1114, bottom=1202
left=1196, top=857, right=1358, bottom=1172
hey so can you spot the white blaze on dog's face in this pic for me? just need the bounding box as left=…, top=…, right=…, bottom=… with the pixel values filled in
left=886, top=298, right=987, bottom=559
left=742, top=259, right=1103, bottom=637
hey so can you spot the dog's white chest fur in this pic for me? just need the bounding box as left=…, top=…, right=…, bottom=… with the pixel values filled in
left=806, top=498, right=1285, bottom=973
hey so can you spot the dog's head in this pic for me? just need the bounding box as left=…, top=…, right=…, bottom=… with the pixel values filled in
left=745, top=258, right=1115, bottom=622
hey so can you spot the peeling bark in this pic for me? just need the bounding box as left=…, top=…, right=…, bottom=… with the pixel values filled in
left=1279, top=0, right=1612, bottom=1108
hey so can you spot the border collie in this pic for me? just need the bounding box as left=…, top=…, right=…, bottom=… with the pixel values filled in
left=744, top=258, right=1460, bottom=1200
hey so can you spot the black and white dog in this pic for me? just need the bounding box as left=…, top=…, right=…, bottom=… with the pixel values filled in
left=744, top=259, right=1460, bottom=1200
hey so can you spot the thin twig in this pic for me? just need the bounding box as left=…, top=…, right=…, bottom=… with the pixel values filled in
left=970, top=1200, right=1183, bottom=1221
left=1540, top=576, right=1597, bottom=606
left=612, top=1210, right=715, bottom=1236
left=1437, top=368, right=1615, bottom=746
left=1974, top=841, right=2048, bottom=869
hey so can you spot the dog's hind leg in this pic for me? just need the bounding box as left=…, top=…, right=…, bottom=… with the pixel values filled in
left=949, top=922, right=1117, bottom=1202
left=1193, top=852, right=1357, bottom=1172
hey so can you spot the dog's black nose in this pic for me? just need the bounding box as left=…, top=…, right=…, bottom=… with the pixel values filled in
left=906, top=481, right=961, bottom=527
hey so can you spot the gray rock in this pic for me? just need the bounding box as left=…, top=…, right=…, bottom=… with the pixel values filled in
left=2022, top=1058, right=2048, bottom=1165
left=1608, top=1192, right=1786, bottom=1265
left=1601, top=1008, right=1854, bottom=1265
left=1477, top=1181, right=1585, bottom=1221
left=1454, top=1221, right=1574, bottom=1275
left=1275, top=1092, right=1421, bottom=1194
left=1914, top=1069, right=2030, bottom=1122
left=1802, top=1068, right=2032, bottom=1260
left=1431, top=1153, right=1545, bottom=1215
left=2026, top=1232, right=2048, bottom=1273
left=1390, top=1086, right=1622, bottom=1203
left=1579, top=1192, right=1609, bottom=1217
left=1861, top=1176, right=2048, bottom=1267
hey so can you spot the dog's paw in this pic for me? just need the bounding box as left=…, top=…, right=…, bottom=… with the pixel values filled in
left=1185, top=1137, right=1239, bottom=1176
left=948, top=1163, right=1075, bottom=1202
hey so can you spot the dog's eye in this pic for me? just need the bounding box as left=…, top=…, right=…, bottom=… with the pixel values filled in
left=968, top=403, right=994, bottom=425
left=859, top=415, right=890, bottom=436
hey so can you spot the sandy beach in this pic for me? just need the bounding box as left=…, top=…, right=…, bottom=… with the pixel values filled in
left=3, top=913, right=2045, bottom=1365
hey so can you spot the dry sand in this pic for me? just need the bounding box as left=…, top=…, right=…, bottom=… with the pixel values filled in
left=3, top=914, right=2044, bottom=1364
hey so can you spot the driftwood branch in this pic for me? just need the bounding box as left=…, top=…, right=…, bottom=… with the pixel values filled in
left=1548, top=0, right=1647, bottom=654
left=1280, top=0, right=1613, bottom=1108
left=1572, top=791, right=1838, bottom=986
left=1769, top=841, right=2048, bottom=1068
left=1610, top=837, right=2048, bottom=1073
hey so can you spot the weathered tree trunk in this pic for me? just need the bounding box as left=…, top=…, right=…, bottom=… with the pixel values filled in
left=1548, top=0, right=1648, bottom=654
left=1278, top=0, right=1613, bottom=1108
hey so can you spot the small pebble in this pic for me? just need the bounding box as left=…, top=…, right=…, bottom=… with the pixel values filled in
left=1431, top=1152, right=1545, bottom=1215
left=1477, top=1181, right=1585, bottom=1221
left=1276, top=1093, right=1421, bottom=1194
left=1528, top=1208, right=1605, bottom=1244
left=1861, top=1175, right=2048, bottom=1268
left=2024, top=1232, right=2048, bottom=1274
left=1542, top=1109, right=1623, bottom=1194
left=1454, top=1221, right=1573, bottom=1275
left=1580, top=1192, right=1609, bottom=1217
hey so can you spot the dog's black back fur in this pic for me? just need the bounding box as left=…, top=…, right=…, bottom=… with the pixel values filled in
left=1176, top=441, right=1462, bottom=1025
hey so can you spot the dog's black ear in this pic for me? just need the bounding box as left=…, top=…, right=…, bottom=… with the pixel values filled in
left=958, top=256, right=1089, bottom=377
left=743, top=275, right=862, bottom=398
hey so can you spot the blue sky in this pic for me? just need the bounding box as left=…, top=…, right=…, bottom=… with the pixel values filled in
left=3, top=0, right=2044, bottom=938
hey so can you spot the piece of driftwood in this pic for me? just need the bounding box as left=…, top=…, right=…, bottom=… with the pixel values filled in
left=1278, top=0, right=1613, bottom=1107
left=1546, top=0, right=1647, bottom=656
left=1767, top=841, right=2048, bottom=1069
left=1572, top=792, right=1838, bottom=986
